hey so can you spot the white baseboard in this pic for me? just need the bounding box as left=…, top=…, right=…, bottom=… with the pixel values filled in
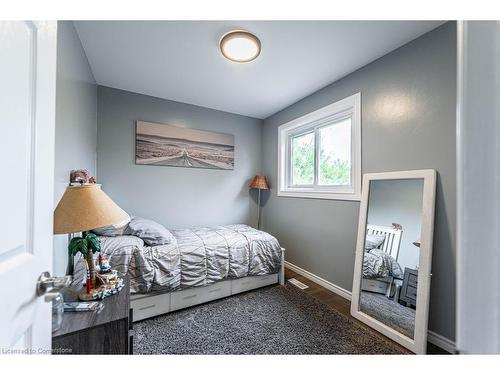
left=427, top=331, right=456, bottom=353
left=285, top=261, right=352, bottom=300
left=284, top=261, right=455, bottom=353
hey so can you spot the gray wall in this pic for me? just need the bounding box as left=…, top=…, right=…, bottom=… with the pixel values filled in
left=262, top=23, right=456, bottom=341
left=53, top=21, right=97, bottom=275
left=367, top=179, right=424, bottom=270
left=97, top=86, right=263, bottom=229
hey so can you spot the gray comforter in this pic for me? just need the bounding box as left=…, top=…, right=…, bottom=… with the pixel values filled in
left=97, top=224, right=282, bottom=294
left=363, top=249, right=403, bottom=279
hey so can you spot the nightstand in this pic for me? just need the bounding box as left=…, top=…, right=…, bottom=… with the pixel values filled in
left=399, top=267, right=418, bottom=308
left=52, top=275, right=132, bottom=354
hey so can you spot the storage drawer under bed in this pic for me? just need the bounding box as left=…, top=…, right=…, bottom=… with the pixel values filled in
left=170, top=280, right=231, bottom=311
left=131, top=293, right=171, bottom=322
left=231, top=273, right=279, bottom=294
left=361, top=278, right=389, bottom=294
left=131, top=274, right=279, bottom=322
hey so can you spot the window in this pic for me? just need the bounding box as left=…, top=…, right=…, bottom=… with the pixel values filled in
left=278, top=93, right=361, bottom=200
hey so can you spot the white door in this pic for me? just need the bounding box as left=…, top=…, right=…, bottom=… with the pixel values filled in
left=0, top=21, right=57, bottom=352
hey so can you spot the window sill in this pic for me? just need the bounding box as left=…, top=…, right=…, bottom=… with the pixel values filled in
left=277, top=189, right=361, bottom=201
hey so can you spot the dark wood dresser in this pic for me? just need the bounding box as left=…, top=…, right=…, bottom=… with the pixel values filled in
left=399, top=267, right=418, bottom=307
left=52, top=276, right=132, bottom=354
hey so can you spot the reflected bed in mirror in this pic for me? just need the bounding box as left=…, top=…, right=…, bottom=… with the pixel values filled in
left=351, top=170, right=436, bottom=354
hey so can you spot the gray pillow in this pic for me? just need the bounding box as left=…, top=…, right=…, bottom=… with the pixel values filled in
left=125, top=216, right=175, bottom=246
left=92, top=216, right=130, bottom=236
left=365, top=234, right=386, bottom=251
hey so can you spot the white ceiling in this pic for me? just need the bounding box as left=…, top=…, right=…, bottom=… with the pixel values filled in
left=74, top=21, right=444, bottom=119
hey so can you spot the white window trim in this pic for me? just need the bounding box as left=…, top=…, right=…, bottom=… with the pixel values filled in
left=277, top=93, right=361, bottom=201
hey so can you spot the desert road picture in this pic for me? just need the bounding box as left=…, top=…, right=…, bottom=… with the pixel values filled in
left=136, top=121, right=234, bottom=170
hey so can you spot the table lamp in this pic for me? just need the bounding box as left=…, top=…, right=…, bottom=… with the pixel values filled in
left=249, top=175, right=269, bottom=230
left=54, top=184, right=129, bottom=277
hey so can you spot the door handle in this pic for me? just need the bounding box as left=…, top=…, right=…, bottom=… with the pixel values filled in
left=36, top=272, right=72, bottom=302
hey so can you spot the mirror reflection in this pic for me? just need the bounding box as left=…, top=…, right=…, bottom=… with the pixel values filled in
left=359, top=178, right=424, bottom=339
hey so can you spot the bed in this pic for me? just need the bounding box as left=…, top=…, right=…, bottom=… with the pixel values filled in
left=361, top=224, right=404, bottom=296
left=76, top=223, right=285, bottom=322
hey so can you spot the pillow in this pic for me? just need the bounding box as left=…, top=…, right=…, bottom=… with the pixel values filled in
left=125, top=216, right=175, bottom=246
left=365, top=234, right=386, bottom=251
left=92, top=216, right=131, bottom=236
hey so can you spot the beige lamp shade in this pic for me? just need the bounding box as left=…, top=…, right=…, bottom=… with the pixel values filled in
left=249, top=175, right=269, bottom=190
left=54, top=184, right=129, bottom=234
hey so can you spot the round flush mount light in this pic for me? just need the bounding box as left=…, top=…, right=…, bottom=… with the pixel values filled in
left=219, top=30, right=261, bottom=63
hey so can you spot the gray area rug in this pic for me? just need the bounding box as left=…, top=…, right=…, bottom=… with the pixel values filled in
left=134, top=284, right=407, bottom=354
left=360, top=291, right=415, bottom=339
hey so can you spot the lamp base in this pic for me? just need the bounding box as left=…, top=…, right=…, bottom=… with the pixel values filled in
left=257, top=188, right=262, bottom=230
left=66, top=253, right=75, bottom=276
left=65, top=233, right=75, bottom=276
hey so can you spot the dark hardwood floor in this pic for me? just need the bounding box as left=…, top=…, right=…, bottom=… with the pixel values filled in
left=284, top=269, right=448, bottom=354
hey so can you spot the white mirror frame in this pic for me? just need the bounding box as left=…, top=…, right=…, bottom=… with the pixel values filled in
left=350, top=169, right=437, bottom=354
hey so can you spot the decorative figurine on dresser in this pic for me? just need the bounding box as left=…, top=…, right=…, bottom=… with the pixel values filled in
left=69, top=233, right=124, bottom=301
left=52, top=173, right=133, bottom=354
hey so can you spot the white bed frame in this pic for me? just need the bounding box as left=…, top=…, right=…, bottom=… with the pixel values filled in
left=361, top=224, right=402, bottom=296
left=131, top=247, right=286, bottom=322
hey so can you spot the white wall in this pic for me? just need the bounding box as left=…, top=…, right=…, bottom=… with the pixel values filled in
left=367, top=179, right=424, bottom=270
left=53, top=21, right=97, bottom=275
left=456, top=21, right=500, bottom=354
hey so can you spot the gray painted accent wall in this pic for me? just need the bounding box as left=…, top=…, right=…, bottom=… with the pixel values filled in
left=261, top=23, right=456, bottom=341
left=53, top=21, right=97, bottom=275
left=96, top=86, right=262, bottom=230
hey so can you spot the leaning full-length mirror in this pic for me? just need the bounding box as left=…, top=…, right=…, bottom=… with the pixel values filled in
left=351, top=170, right=436, bottom=354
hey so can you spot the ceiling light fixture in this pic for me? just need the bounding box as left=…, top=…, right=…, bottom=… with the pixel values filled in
left=219, top=30, right=261, bottom=63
